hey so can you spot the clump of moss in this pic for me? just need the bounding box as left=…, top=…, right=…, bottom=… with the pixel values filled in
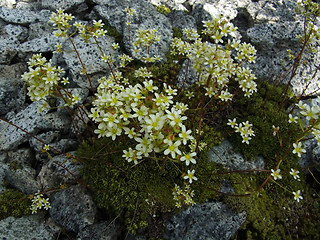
left=155, top=5, right=171, bottom=15
left=77, top=136, right=181, bottom=237
left=227, top=80, right=301, bottom=163
left=0, top=188, right=31, bottom=220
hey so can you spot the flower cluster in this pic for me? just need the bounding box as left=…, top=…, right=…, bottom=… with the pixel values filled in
left=289, top=98, right=320, bottom=157
left=172, top=183, right=195, bottom=208
left=132, top=28, right=162, bottom=63
left=227, top=118, right=255, bottom=144
left=74, top=19, right=108, bottom=42
left=170, top=15, right=257, bottom=99
left=21, top=54, right=64, bottom=101
left=270, top=168, right=302, bottom=202
left=49, top=8, right=74, bottom=37
left=296, top=0, right=320, bottom=49
left=90, top=70, right=198, bottom=182
left=30, top=192, right=51, bottom=214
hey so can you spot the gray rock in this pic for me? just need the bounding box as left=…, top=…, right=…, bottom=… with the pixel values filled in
left=4, top=24, right=28, bottom=41
left=15, top=1, right=43, bottom=11
left=207, top=140, right=265, bottom=171
left=122, top=0, right=173, bottom=62
left=38, top=152, right=82, bottom=189
left=7, top=148, right=34, bottom=166
left=71, top=107, right=90, bottom=135
left=19, top=32, right=66, bottom=53
left=0, top=36, right=18, bottom=64
left=0, top=7, right=49, bottom=24
left=49, top=184, right=96, bottom=232
left=299, top=138, right=318, bottom=170
left=5, top=149, right=39, bottom=195
left=312, top=145, right=320, bottom=171
left=95, top=0, right=172, bottom=62
left=167, top=10, right=197, bottom=30
left=0, top=0, right=17, bottom=8
left=37, top=111, right=72, bottom=134
left=150, top=0, right=189, bottom=11
left=29, top=131, right=61, bottom=152
left=165, top=202, right=246, bottom=240
left=0, top=78, right=26, bottom=115
left=63, top=34, right=120, bottom=89
left=0, top=100, right=49, bottom=151
left=50, top=138, right=79, bottom=153
left=0, top=162, right=8, bottom=193
left=0, top=215, right=56, bottom=240
left=28, top=21, right=54, bottom=40
left=176, top=59, right=198, bottom=87
left=246, top=0, right=298, bottom=23
left=42, top=0, right=86, bottom=12
left=5, top=163, right=41, bottom=194
left=0, top=62, right=27, bottom=79
left=77, top=220, right=121, bottom=240
left=94, top=1, right=126, bottom=34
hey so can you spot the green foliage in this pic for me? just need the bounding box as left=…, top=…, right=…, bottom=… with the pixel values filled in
left=228, top=80, right=300, bottom=163
left=155, top=5, right=171, bottom=15
left=0, top=188, right=31, bottom=220
left=226, top=170, right=320, bottom=240
left=77, top=136, right=180, bottom=236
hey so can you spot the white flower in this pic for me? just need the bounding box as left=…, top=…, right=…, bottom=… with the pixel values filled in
left=163, top=139, right=181, bottom=159
left=288, top=114, right=298, bottom=123
left=180, top=152, right=197, bottom=166
left=227, top=118, right=237, bottom=128
left=292, top=142, right=306, bottom=158
left=290, top=168, right=300, bottom=180
left=184, top=169, right=198, bottom=184
left=179, top=125, right=194, bottom=145
left=271, top=169, right=282, bottom=180
left=293, top=190, right=303, bottom=202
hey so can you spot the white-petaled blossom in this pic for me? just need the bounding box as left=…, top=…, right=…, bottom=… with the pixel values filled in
left=288, top=114, right=298, bottom=123
left=22, top=54, right=64, bottom=101
left=271, top=168, right=282, bottom=180
left=30, top=192, right=51, bottom=214
left=172, top=184, right=195, bottom=208
left=292, top=142, right=306, bottom=158
left=229, top=119, right=255, bottom=144
left=184, top=169, right=198, bottom=184
left=293, top=190, right=303, bottom=202
left=290, top=168, right=300, bottom=180
left=163, top=139, right=181, bottom=159
left=180, top=152, right=197, bottom=166
left=272, top=125, right=280, bottom=136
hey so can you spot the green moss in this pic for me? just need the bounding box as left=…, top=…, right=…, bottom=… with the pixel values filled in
left=227, top=80, right=301, bottom=163
left=172, top=27, right=184, bottom=39
left=77, top=136, right=180, bottom=236
left=155, top=5, right=171, bottom=15
left=9, top=160, right=23, bottom=170
left=0, top=188, right=31, bottom=220
left=225, top=169, right=320, bottom=240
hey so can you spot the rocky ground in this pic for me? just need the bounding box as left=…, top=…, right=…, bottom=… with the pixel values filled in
left=0, top=0, right=320, bottom=239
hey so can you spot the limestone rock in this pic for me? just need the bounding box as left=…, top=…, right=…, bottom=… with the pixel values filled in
left=0, top=78, right=26, bottom=115
left=49, top=184, right=96, bottom=232
left=0, top=100, right=49, bottom=151
left=77, top=221, right=122, bottom=240
left=63, top=34, right=120, bottom=89
left=4, top=24, right=28, bottom=41
left=207, top=140, right=265, bottom=171
left=42, top=0, right=86, bottom=12
left=0, top=7, right=49, bottom=24
left=165, top=202, right=246, bottom=240
left=0, top=215, right=56, bottom=240
left=38, top=152, right=82, bottom=189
